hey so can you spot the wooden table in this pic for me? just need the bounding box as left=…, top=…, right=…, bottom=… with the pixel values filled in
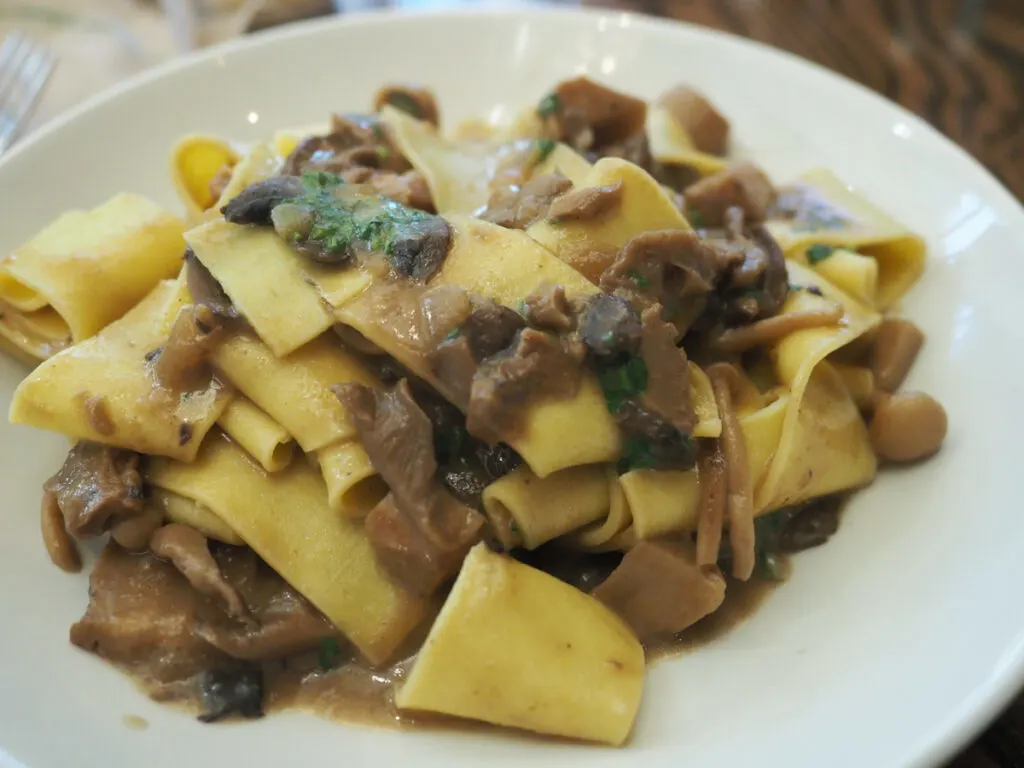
left=253, top=1, right=1023, bottom=765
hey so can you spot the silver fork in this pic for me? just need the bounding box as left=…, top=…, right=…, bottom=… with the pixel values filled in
left=0, top=32, right=57, bottom=155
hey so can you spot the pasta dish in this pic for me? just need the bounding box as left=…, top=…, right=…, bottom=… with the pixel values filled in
left=1, top=77, right=946, bottom=744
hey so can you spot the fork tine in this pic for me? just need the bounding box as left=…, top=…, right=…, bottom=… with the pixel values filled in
left=0, top=33, right=31, bottom=102
left=5, top=50, right=55, bottom=139
left=0, top=34, right=56, bottom=153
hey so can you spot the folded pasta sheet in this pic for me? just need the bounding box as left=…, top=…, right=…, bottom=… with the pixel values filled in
left=212, top=329, right=378, bottom=452
left=766, top=168, right=925, bottom=310
left=396, top=543, right=644, bottom=745
left=481, top=464, right=610, bottom=549
left=149, top=487, right=243, bottom=545
left=564, top=393, right=787, bottom=553
left=382, top=105, right=592, bottom=215
left=526, top=157, right=691, bottom=282
left=0, top=194, right=186, bottom=362
left=316, top=439, right=386, bottom=518
left=8, top=281, right=230, bottom=460
left=146, top=432, right=427, bottom=664
left=216, top=396, right=295, bottom=472
left=758, top=262, right=880, bottom=509
left=170, top=134, right=241, bottom=221
left=646, top=104, right=728, bottom=178
left=186, top=221, right=335, bottom=356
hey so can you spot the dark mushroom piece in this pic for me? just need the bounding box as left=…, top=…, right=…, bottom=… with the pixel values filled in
left=198, top=666, right=265, bottom=723
left=221, top=176, right=303, bottom=226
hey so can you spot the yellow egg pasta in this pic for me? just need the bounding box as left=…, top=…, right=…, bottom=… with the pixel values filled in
left=147, top=432, right=428, bottom=664
left=766, top=168, right=926, bottom=310
left=170, top=134, right=241, bottom=221
left=526, top=158, right=691, bottom=283
left=215, top=396, right=295, bottom=472
left=9, top=281, right=230, bottom=460
left=396, top=543, right=645, bottom=745
left=0, top=194, right=186, bottom=362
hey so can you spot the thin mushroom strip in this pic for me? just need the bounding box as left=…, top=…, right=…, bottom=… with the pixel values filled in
left=695, top=440, right=728, bottom=567
left=712, top=305, right=844, bottom=353
left=40, top=490, right=81, bottom=573
left=707, top=363, right=755, bottom=580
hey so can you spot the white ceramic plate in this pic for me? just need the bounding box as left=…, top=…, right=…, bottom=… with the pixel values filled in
left=1, top=8, right=1023, bottom=768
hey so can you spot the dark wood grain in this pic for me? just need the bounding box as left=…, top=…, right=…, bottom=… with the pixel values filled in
left=249, top=0, right=1023, bottom=764
left=592, top=0, right=1024, bottom=198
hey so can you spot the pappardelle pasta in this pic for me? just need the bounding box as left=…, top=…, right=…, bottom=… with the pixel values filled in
left=8, top=77, right=946, bottom=745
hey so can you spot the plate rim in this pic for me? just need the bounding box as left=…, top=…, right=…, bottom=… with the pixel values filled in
left=2, top=7, right=1022, bottom=767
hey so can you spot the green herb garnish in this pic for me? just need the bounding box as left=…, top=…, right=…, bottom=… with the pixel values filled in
left=753, top=511, right=787, bottom=582
left=537, top=92, right=562, bottom=119
left=628, top=269, right=650, bottom=288
left=618, top=436, right=657, bottom=473
left=598, top=356, right=649, bottom=415
left=318, top=637, right=342, bottom=670
left=387, top=92, right=423, bottom=118
left=535, top=138, right=556, bottom=163
left=516, top=299, right=528, bottom=317
left=806, top=243, right=835, bottom=265
left=687, top=209, right=706, bottom=228
left=374, top=145, right=391, bottom=163
left=288, top=172, right=436, bottom=264
left=788, top=283, right=823, bottom=296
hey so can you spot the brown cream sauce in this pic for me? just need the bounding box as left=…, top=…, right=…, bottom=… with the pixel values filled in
left=108, top=549, right=784, bottom=732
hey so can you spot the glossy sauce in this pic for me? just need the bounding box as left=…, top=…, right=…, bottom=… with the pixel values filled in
left=99, top=543, right=783, bottom=734
left=268, top=559, right=784, bottom=729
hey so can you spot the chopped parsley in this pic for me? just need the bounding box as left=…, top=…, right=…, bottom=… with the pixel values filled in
left=516, top=299, right=528, bottom=317
left=598, top=356, right=649, bottom=415
left=753, top=511, right=787, bottom=582
left=445, top=327, right=461, bottom=341
left=617, top=436, right=657, bottom=473
left=535, top=138, right=557, bottom=164
left=287, top=172, right=437, bottom=264
left=806, top=243, right=835, bottom=265
left=628, top=269, right=650, bottom=288
left=788, top=283, right=824, bottom=296
left=687, top=209, right=706, bottom=228
left=318, top=637, right=342, bottom=670
left=386, top=92, right=423, bottom=118
left=374, top=145, right=391, bottom=163
left=536, top=92, right=562, bottom=119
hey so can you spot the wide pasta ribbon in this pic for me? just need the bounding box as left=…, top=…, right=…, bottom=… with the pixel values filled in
left=525, top=157, right=692, bottom=283
left=382, top=105, right=592, bottom=215
left=8, top=280, right=231, bottom=461
left=0, top=195, right=186, bottom=363
left=766, top=168, right=926, bottom=310
left=146, top=432, right=426, bottom=664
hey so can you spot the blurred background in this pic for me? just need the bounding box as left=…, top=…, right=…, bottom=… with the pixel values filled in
left=2, top=0, right=1021, bottom=196
left=0, top=0, right=1022, bottom=765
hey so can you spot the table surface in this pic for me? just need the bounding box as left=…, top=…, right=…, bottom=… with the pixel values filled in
left=253, top=2, right=1024, bottom=766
